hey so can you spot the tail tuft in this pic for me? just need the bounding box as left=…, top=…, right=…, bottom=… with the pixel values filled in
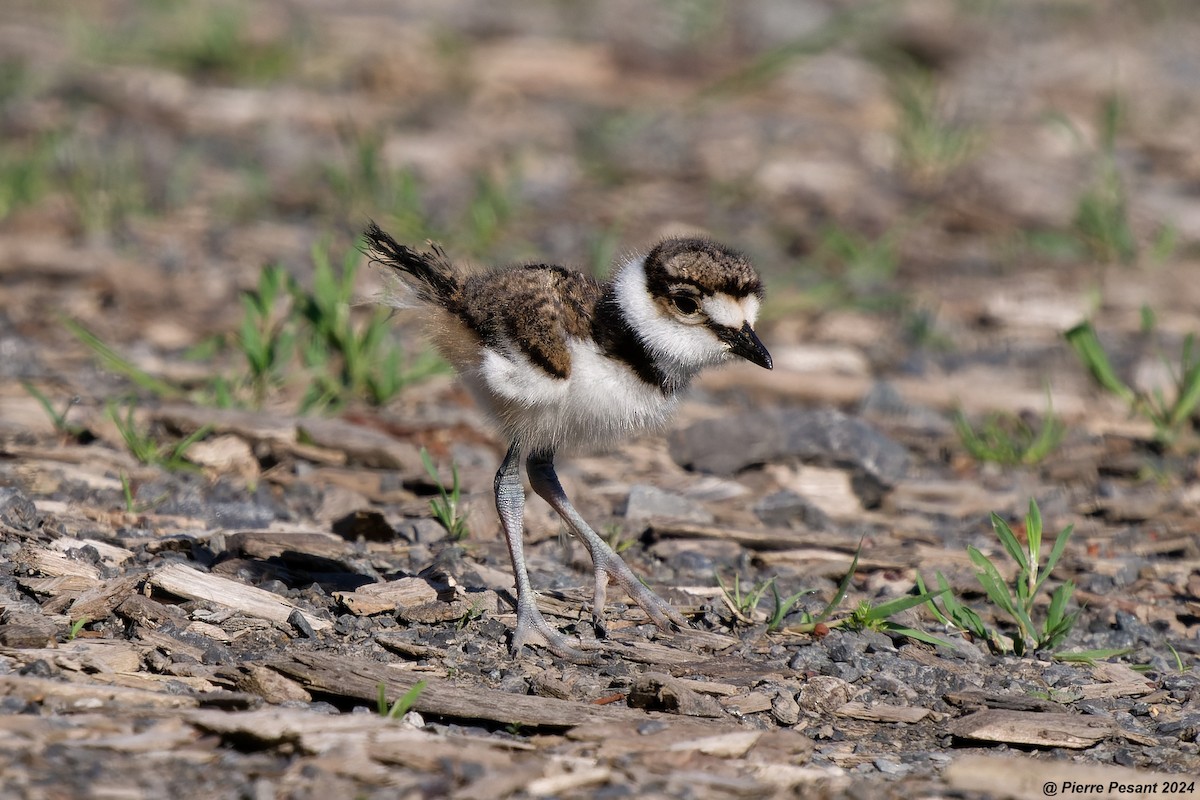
left=363, top=221, right=460, bottom=308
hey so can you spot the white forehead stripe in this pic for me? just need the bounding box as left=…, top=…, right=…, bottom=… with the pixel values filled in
left=703, top=293, right=759, bottom=328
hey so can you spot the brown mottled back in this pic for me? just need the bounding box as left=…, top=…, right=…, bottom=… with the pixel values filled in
left=457, top=264, right=603, bottom=379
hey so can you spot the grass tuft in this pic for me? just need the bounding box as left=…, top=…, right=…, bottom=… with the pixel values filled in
left=921, top=498, right=1078, bottom=656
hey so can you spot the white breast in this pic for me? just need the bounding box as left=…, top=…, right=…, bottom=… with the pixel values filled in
left=465, top=338, right=679, bottom=454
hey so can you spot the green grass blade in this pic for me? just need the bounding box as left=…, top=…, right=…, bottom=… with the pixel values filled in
left=967, top=547, right=1018, bottom=616
left=1064, top=321, right=1136, bottom=405
left=1025, top=499, right=1043, bottom=562
left=376, top=682, right=388, bottom=716
left=881, top=622, right=957, bottom=649
left=990, top=512, right=1028, bottom=572
left=915, top=573, right=951, bottom=626
left=864, top=588, right=948, bottom=621
left=1054, top=646, right=1135, bottom=664
left=1168, top=356, right=1200, bottom=428
left=63, top=318, right=181, bottom=398
left=1034, top=523, right=1074, bottom=597
left=815, top=542, right=861, bottom=623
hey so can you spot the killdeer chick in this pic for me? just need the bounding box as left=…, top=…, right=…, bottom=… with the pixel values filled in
left=364, top=222, right=772, bottom=662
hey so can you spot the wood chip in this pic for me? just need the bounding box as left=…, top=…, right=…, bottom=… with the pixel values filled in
left=947, top=709, right=1117, bottom=749
left=228, top=529, right=352, bottom=562
left=667, top=730, right=762, bottom=757
left=226, top=663, right=312, bottom=704
left=720, top=692, right=773, bottom=716
left=672, top=677, right=739, bottom=697
left=48, top=536, right=134, bottom=566
left=835, top=701, right=932, bottom=723
left=0, top=624, right=56, bottom=648
left=627, top=673, right=726, bottom=717
left=65, top=575, right=143, bottom=623
left=944, top=690, right=1062, bottom=712
left=334, top=576, right=452, bottom=616
left=0, top=673, right=198, bottom=711
left=185, top=434, right=259, bottom=482
left=268, top=651, right=660, bottom=729
left=15, top=574, right=94, bottom=598
left=147, top=562, right=331, bottom=631
left=526, top=766, right=613, bottom=796
left=16, top=544, right=100, bottom=580
left=1, top=639, right=144, bottom=675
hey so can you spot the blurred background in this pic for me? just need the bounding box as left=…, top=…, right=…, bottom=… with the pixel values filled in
left=1, top=0, right=1199, bottom=417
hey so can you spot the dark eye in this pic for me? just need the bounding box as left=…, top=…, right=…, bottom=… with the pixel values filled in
left=671, top=295, right=700, bottom=315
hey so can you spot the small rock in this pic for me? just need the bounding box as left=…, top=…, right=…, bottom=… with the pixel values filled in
left=288, top=610, right=316, bottom=639
left=796, top=675, right=856, bottom=715
left=0, top=488, right=39, bottom=532
left=874, top=757, right=909, bottom=776
left=824, top=630, right=868, bottom=662
left=754, top=490, right=832, bottom=530
left=669, top=408, right=909, bottom=506
left=396, top=517, right=450, bottom=544
left=206, top=502, right=277, bottom=529
left=623, top=485, right=715, bottom=524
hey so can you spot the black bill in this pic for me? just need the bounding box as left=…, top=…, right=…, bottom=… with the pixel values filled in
left=718, top=321, right=773, bottom=370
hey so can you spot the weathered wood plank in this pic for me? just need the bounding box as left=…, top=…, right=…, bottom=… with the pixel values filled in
left=148, top=562, right=331, bottom=631
left=835, top=701, right=932, bottom=723
left=948, top=709, right=1116, bottom=749
left=0, top=673, right=198, bottom=711
left=267, top=651, right=679, bottom=729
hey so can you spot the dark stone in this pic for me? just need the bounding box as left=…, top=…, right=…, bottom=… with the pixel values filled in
left=754, top=489, right=831, bottom=530
left=206, top=502, right=277, bottom=530
left=288, top=609, right=316, bottom=638
left=668, top=408, right=909, bottom=505
left=332, top=509, right=396, bottom=542
left=0, top=488, right=39, bottom=531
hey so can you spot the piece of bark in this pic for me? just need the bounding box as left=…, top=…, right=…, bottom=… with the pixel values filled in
left=720, top=692, right=774, bottom=716
left=944, top=690, right=1063, bottom=712
left=0, top=673, right=198, bottom=711
left=115, top=593, right=184, bottom=627
left=227, top=530, right=352, bottom=562
left=226, top=663, right=312, bottom=704
left=15, top=574, right=95, bottom=599
left=14, top=544, right=100, bottom=580
left=626, top=672, right=726, bottom=717
left=49, top=536, right=134, bottom=566
left=148, top=562, right=331, bottom=631
left=0, top=624, right=57, bottom=648
left=1076, top=682, right=1157, bottom=700
left=334, top=576, right=454, bottom=616
left=771, top=690, right=801, bottom=726
left=796, top=675, right=856, bottom=715
left=154, top=405, right=346, bottom=466
left=672, top=677, right=739, bottom=697
left=667, top=730, right=763, bottom=757
left=373, top=633, right=441, bottom=660
left=948, top=709, right=1117, bottom=749
left=66, top=575, right=143, bottom=623
left=835, top=701, right=932, bottom=723
left=267, top=651, right=656, bottom=729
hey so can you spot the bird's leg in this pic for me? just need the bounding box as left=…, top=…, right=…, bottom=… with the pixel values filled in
left=526, top=451, right=688, bottom=638
left=494, top=442, right=601, bottom=664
